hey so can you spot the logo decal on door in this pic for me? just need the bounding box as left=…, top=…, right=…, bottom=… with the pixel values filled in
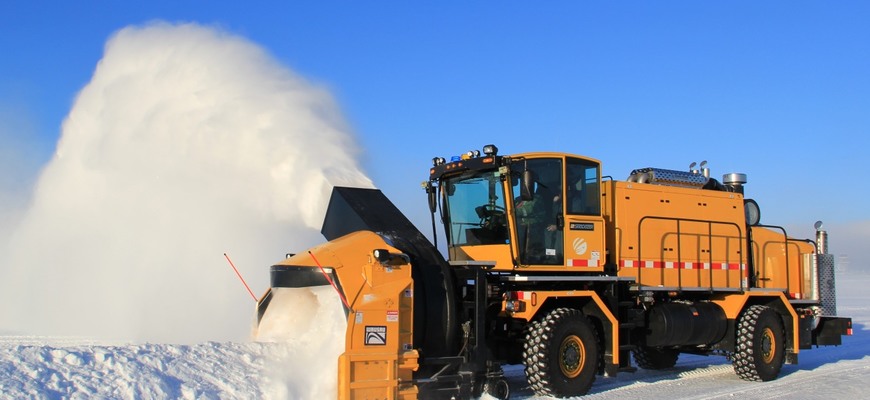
left=573, top=238, right=588, bottom=255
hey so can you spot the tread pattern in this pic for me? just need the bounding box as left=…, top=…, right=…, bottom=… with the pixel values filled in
left=522, top=308, right=599, bottom=397
left=732, top=305, right=784, bottom=381
left=633, top=346, right=679, bottom=370
left=522, top=319, right=548, bottom=394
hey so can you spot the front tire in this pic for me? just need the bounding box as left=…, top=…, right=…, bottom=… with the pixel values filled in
left=732, top=305, right=785, bottom=381
left=523, top=308, right=600, bottom=397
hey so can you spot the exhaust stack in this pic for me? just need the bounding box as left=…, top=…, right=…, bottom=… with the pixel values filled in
left=815, top=221, right=838, bottom=316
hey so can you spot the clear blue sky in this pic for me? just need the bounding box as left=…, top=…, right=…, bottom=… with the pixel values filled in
left=2, top=1, right=869, bottom=231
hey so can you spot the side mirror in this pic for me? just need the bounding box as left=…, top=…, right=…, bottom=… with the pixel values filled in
left=521, top=169, right=535, bottom=201
left=447, top=182, right=456, bottom=196
left=428, top=186, right=437, bottom=214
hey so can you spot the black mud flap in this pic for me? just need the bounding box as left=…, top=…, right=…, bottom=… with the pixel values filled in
left=813, top=316, right=852, bottom=346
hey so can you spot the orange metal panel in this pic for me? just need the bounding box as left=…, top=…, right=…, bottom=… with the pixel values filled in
left=604, top=180, right=749, bottom=291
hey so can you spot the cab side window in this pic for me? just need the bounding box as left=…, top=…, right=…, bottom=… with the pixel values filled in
left=566, top=158, right=600, bottom=216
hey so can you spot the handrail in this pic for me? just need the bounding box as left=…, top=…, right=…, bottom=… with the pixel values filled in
left=752, top=224, right=791, bottom=293
left=636, top=216, right=745, bottom=292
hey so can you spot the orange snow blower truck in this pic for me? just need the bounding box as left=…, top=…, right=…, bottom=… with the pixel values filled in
left=255, top=145, right=851, bottom=399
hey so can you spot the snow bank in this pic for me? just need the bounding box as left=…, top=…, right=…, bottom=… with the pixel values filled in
left=0, top=341, right=266, bottom=399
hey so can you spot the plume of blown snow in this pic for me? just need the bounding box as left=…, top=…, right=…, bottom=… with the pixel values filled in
left=0, top=106, right=44, bottom=249
left=0, top=22, right=372, bottom=343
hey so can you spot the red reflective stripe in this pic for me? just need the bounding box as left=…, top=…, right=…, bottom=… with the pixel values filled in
left=567, top=259, right=599, bottom=267
left=620, top=259, right=744, bottom=270
left=515, top=291, right=532, bottom=300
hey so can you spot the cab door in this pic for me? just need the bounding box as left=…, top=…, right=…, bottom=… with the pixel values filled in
left=562, top=158, right=605, bottom=272
left=510, top=157, right=564, bottom=267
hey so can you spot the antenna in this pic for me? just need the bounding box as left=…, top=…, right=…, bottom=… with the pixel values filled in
left=224, top=253, right=258, bottom=302
left=308, top=251, right=353, bottom=312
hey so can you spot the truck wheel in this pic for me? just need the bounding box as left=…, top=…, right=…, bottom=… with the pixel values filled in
left=523, top=308, right=599, bottom=397
left=633, top=346, right=679, bottom=370
left=481, top=378, right=510, bottom=400
left=732, top=305, right=785, bottom=381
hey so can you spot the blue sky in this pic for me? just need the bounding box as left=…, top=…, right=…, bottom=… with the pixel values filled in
left=2, top=1, right=869, bottom=233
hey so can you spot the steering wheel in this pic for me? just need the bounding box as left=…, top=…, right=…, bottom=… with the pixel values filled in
left=477, top=204, right=506, bottom=228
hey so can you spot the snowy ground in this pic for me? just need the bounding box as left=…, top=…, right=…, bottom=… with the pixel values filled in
left=1, top=271, right=866, bottom=399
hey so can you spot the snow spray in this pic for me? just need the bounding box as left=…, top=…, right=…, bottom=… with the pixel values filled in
left=255, top=286, right=347, bottom=399
left=0, top=22, right=372, bottom=348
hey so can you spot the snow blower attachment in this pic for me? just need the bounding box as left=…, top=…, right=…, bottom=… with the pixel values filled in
left=256, top=146, right=851, bottom=399
left=255, top=187, right=489, bottom=399
left=255, top=228, right=420, bottom=399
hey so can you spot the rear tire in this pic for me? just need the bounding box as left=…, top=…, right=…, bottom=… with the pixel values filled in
left=523, top=308, right=600, bottom=397
left=633, top=346, right=679, bottom=370
left=732, top=305, right=785, bottom=381
left=481, top=378, right=510, bottom=400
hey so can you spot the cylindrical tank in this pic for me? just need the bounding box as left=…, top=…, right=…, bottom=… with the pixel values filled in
left=645, top=302, right=728, bottom=347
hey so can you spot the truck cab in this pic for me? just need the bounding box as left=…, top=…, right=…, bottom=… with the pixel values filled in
left=430, top=147, right=606, bottom=273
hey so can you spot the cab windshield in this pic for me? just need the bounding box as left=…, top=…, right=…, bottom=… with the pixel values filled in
left=443, top=170, right=509, bottom=246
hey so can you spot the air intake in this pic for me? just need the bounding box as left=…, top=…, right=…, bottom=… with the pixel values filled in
left=627, top=167, right=709, bottom=188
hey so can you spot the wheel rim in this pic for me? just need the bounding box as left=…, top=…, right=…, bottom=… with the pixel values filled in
left=761, top=327, right=776, bottom=364
left=559, top=334, right=586, bottom=378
